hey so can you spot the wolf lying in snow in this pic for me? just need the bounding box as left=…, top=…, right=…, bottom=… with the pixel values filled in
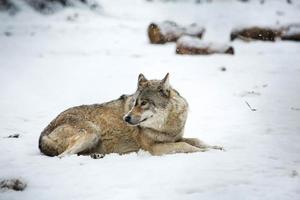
left=39, top=73, right=222, bottom=158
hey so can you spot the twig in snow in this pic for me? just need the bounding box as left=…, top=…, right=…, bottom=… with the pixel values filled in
left=291, top=170, right=298, bottom=177
left=0, top=178, right=26, bottom=191
left=291, top=107, right=300, bottom=111
left=5, top=134, right=20, bottom=138
left=245, top=101, right=257, bottom=111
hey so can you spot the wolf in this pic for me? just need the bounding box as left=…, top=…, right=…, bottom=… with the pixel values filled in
left=39, top=73, right=222, bottom=158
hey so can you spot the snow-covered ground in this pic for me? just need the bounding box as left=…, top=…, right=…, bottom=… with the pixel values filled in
left=1, top=0, right=300, bottom=199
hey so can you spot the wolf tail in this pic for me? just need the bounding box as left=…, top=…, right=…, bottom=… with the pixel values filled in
left=38, top=123, right=59, bottom=157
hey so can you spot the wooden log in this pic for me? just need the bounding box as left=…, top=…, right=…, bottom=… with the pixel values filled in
left=281, top=24, right=300, bottom=41
left=176, top=36, right=234, bottom=55
left=148, top=21, right=205, bottom=44
left=230, top=26, right=282, bottom=41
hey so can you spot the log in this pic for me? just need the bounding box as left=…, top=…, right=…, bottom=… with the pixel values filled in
left=148, top=21, right=205, bottom=44
left=281, top=24, right=300, bottom=41
left=176, top=36, right=234, bottom=55
left=230, top=26, right=282, bottom=41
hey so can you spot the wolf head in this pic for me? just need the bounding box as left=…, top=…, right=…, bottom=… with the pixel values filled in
left=124, top=73, right=171, bottom=128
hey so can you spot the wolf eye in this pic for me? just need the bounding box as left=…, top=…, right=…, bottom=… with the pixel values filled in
left=141, top=101, right=148, bottom=106
left=159, top=89, right=165, bottom=96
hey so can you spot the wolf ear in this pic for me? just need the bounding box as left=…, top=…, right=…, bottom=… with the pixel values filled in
left=138, top=73, right=148, bottom=88
left=138, top=73, right=147, bottom=82
left=161, top=73, right=170, bottom=88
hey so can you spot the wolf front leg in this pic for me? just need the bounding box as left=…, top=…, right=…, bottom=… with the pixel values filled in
left=180, top=138, right=224, bottom=151
left=149, top=142, right=206, bottom=156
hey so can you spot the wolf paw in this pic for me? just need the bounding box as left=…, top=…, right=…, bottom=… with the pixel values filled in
left=197, top=147, right=209, bottom=152
left=90, top=153, right=105, bottom=159
left=211, top=145, right=225, bottom=151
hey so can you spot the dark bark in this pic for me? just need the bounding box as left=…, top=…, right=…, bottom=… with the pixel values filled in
left=230, top=27, right=282, bottom=41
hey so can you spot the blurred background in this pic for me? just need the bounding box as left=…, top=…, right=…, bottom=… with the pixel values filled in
left=0, top=0, right=299, bottom=199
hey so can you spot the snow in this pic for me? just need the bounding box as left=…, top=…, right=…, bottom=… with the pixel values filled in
left=177, top=35, right=231, bottom=52
left=283, top=24, right=300, bottom=36
left=158, top=20, right=184, bottom=36
left=184, top=23, right=205, bottom=36
left=231, top=24, right=282, bottom=32
left=157, top=21, right=204, bottom=37
left=0, top=0, right=300, bottom=200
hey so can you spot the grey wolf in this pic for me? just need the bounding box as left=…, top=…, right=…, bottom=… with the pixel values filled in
left=39, top=73, right=222, bottom=158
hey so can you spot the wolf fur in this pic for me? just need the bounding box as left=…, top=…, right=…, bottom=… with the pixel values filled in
left=39, top=73, right=222, bottom=158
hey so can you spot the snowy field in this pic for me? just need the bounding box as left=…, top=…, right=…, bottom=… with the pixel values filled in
left=1, top=0, right=300, bottom=199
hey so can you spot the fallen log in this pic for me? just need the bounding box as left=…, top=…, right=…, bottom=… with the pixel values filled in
left=176, top=36, right=234, bottom=55
left=148, top=21, right=205, bottom=44
left=281, top=24, right=300, bottom=41
left=230, top=26, right=282, bottom=41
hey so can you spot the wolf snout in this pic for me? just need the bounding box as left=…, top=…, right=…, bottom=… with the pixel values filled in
left=123, top=115, right=140, bottom=125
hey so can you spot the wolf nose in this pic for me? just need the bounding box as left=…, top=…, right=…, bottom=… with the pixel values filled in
left=124, top=116, right=131, bottom=123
